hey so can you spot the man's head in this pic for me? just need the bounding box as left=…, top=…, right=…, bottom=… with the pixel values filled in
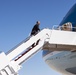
left=36, top=21, right=40, bottom=25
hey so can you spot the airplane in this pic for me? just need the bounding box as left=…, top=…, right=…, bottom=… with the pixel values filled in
left=42, top=3, right=76, bottom=75
left=0, top=3, right=76, bottom=75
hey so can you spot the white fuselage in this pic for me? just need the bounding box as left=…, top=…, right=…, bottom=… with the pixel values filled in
left=43, top=50, right=76, bottom=75
left=42, top=30, right=76, bottom=75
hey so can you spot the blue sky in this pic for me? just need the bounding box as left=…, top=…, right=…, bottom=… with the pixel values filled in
left=0, top=0, right=76, bottom=75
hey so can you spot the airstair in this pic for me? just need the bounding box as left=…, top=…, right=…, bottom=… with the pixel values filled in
left=0, top=28, right=76, bottom=75
left=43, top=29, right=76, bottom=51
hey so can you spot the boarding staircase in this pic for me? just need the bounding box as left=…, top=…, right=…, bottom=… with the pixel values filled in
left=0, top=26, right=76, bottom=75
